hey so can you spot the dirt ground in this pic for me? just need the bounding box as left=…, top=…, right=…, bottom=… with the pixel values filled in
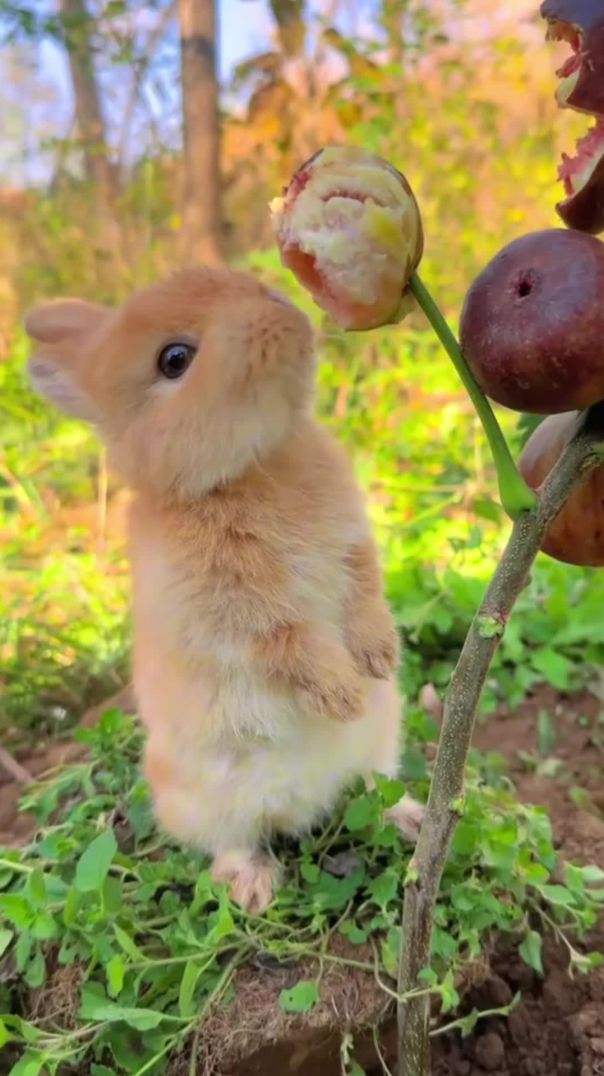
left=2, top=683, right=604, bottom=1075
left=432, top=685, right=604, bottom=1076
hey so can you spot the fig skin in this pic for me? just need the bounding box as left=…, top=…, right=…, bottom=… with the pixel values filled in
left=541, top=0, right=604, bottom=31
left=541, top=1, right=604, bottom=233
left=459, top=229, right=604, bottom=414
left=557, top=154, right=604, bottom=233
left=541, top=0, right=604, bottom=115
left=518, top=410, right=604, bottom=566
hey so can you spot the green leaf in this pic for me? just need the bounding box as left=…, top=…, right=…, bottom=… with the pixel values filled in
left=311, top=867, right=365, bottom=910
left=473, top=497, right=502, bottom=523
left=24, top=949, right=46, bottom=989
left=63, top=886, right=78, bottom=926
left=339, top=921, right=368, bottom=945
left=8, top=1054, right=45, bottom=1076
left=520, top=862, right=550, bottom=886
left=27, top=870, right=47, bottom=907
left=279, top=979, right=320, bottom=1013
left=31, top=912, right=58, bottom=941
left=0, top=867, right=15, bottom=888
left=539, top=884, right=576, bottom=907
left=372, top=774, right=406, bottom=808
left=531, top=649, right=572, bottom=691
left=576, top=951, right=604, bottom=971
left=432, top=926, right=458, bottom=961
left=0, top=894, right=31, bottom=928
left=368, top=868, right=398, bottom=908
left=0, top=928, right=13, bottom=957
left=206, top=890, right=235, bottom=941
left=103, top=876, right=123, bottom=915
left=380, top=928, right=400, bottom=978
left=106, top=954, right=125, bottom=999
left=15, top=931, right=32, bottom=972
left=178, top=959, right=205, bottom=1018
left=343, top=794, right=377, bottom=831
left=75, top=830, right=117, bottom=893
left=2, top=1015, right=40, bottom=1043
left=104, top=1023, right=170, bottom=1071
left=300, top=861, right=320, bottom=884
left=80, top=984, right=165, bottom=1030
left=519, top=930, right=543, bottom=975
left=0, top=1018, right=12, bottom=1049
left=439, top=969, right=460, bottom=1014
left=113, top=925, right=146, bottom=962
left=576, top=865, right=604, bottom=885
left=400, top=747, right=427, bottom=782
left=91, top=1066, right=118, bottom=1076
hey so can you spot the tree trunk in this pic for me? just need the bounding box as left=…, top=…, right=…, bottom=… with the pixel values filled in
left=58, top=0, right=115, bottom=203
left=178, top=0, right=223, bottom=264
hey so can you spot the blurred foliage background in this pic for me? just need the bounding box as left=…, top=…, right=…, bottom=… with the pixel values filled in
left=1, top=0, right=603, bottom=749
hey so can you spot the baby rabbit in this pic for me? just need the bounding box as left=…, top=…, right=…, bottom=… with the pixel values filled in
left=25, top=266, right=423, bottom=914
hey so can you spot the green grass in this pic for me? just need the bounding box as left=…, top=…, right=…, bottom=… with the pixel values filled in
left=1, top=708, right=603, bottom=1075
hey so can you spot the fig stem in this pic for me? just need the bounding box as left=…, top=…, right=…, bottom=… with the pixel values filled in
left=409, top=272, right=537, bottom=520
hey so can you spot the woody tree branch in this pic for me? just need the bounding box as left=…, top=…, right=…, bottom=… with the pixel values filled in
left=397, top=401, right=604, bottom=1076
left=59, top=0, right=115, bottom=203
left=178, top=0, right=223, bottom=264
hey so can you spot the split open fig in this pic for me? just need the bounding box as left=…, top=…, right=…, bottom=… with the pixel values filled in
left=518, top=410, right=604, bottom=566
left=459, top=228, right=604, bottom=414
left=270, top=146, right=423, bottom=330
left=541, top=0, right=604, bottom=232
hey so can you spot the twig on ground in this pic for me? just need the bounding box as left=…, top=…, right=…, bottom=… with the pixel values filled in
left=0, top=746, right=33, bottom=785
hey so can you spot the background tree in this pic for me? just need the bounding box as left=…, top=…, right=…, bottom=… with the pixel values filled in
left=58, top=0, right=115, bottom=206
left=178, top=0, right=223, bottom=264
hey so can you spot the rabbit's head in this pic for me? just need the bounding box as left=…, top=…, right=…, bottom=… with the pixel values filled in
left=25, top=266, right=315, bottom=497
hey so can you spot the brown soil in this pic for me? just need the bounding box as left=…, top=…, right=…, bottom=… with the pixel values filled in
left=3, top=684, right=604, bottom=1075
left=431, top=684, right=604, bottom=1076
left=0, top=683, right=136, bottom=847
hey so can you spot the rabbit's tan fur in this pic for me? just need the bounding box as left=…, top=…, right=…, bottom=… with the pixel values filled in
left=25, top=266, right=423, bottom=913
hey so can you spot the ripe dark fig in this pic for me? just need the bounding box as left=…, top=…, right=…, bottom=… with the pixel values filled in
left=518, top=410, right=604, bottom=566
left=459, top=228, right=604, bottom=414
left=541, top=0, right=604, bottom=232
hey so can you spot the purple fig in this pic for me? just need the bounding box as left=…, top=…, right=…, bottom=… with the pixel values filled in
left=518, top=409, right=604, bottom=566
left=459, top=228, right=604, bottom=414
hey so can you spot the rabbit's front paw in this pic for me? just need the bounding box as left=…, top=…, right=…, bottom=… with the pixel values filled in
left=350, top=632, right=398, bottom=680
left=347, top=607, right=399, bottom=680
left=301, top=670, right=364, bottom=723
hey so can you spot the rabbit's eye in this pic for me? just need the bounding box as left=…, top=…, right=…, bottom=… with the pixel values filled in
left=157, top=342, right=196, bottom=380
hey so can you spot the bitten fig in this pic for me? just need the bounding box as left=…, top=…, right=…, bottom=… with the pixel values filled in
left=270, top=146, right=423, bottom=331
left=459, top=228, right=604, bottom=414
left=518, top=410, right=604, bottom=566
left=541, top=0, right=604, bottom=232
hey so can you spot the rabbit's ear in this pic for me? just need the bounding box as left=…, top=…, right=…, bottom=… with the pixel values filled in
left=24, top=298, right=108, bottom=346
left=24, top=299, right=109, bottom=421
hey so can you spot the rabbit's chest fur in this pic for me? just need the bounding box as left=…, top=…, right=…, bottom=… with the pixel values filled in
left=128, top=424, right=368, bottom=741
